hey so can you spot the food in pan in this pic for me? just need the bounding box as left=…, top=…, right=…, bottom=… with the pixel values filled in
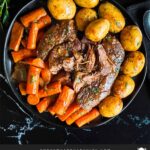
left=9, top=1, right=145, bottom=127
left=75, top=8, right=97, bottom=31
left=120, top=25, right=143, bottom=51
left=47, top=0, right=76, bottom=20
left=98, top=1, right=125, bottom=33
left=85, top=18, right=110, bottom=42
left=121, top=51, right=145, bottom=77
left=74, top=0, right=99, bottom=8
left=99, top=96, right=123, bottom=118
left=112, top=75, right=135, bottom=98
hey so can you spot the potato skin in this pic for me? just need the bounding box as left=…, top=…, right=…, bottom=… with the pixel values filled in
left=121, top=51, right=145, bottom=77
left=99, top=2, right=125, bottom=33
left=99, top=96, right=123, bottom=118
left=47, top=0, right=76, bottom=20
left=120, top=25, right=143, bottom=51
left=75, top=8, right=97, bottom=31
left=112, top=75, right=135, bottom=98
left=74, top=0, right=99, bottom=8
left=85, top=19, right=110, bottom=42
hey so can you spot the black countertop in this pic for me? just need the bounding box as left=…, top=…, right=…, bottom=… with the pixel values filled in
left=0, top=0, right=150, bottom=144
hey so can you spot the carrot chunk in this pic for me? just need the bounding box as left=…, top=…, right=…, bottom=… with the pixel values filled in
left=26, top=66, right=41, bottom=95
left=38, top=82, right=61, bottom=98
left=19, top=83, right=27, bottom=96
left=75, top=108, right=100, bottom=127
left=11, top=49, right=36, bottom=63
left=48, top=107, right=56, bottom=116
left=27, top=23, right=39, bottom=50
left=21, top=58, right=45, bottom=68
left=39, top=77, right=45, bottom=88
left=9, top=21, right=24, bottom=51
left=52, top=86, right=75, bottom=115
left=20, top=7, right=47, bottom=27
left=27, top=94, right=40, bottom=105
left=66, top=108, right=89, bottom=125
left=57, top=103, right=80, bottom=122
left=41, top=64, right=51, bottom=84
left=36, top=97, right=54, bottom=113
left=37, top=15, right=51, bottom=29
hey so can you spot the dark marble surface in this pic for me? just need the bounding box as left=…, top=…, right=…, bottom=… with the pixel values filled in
left=0, top=0, right=150, bottom=144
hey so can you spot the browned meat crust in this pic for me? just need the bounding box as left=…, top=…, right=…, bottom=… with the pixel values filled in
left=37, top=20, right=77, bottom=60
left=76, top=35, right=125, bottom=110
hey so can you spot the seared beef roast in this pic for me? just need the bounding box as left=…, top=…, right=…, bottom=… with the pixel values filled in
left=37, top=20, right=77, bottom=60
left=73, top=72, right=101, bottom=93
left=48, top=39, right=81, bottom=74
left=37, top=19, right=125, bottom=111
left=76, top=35, right=125, bottom=110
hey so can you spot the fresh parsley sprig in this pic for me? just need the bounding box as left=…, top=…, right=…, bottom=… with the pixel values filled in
left=0, top=0, right=10, bottom=26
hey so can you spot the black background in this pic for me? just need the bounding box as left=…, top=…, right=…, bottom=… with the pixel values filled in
left=0, top=0, right=150, bottom=144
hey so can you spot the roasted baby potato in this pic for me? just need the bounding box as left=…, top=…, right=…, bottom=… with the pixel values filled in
left=99, top=96, right=123, bottom=118
left=75, top=8, right=97, bottom=31
left=120, top=25, right=143, bottom=51
left=74, top=0, right=99, bottom=8
left=47, top=0, right=76, bottom=20
left=121, top=51, right=145, bottom=77
left=85, top=18, right=110, bottom=42
left=113, top=75, right=135, bottom=98
left=99, top=2, right=125, bottom=33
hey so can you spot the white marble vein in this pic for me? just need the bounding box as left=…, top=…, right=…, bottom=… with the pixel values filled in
left=0, top=117, right=56, bottom=144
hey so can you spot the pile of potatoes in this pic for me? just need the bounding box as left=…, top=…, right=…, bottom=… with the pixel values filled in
left=47, top=0, right=145, bottom=119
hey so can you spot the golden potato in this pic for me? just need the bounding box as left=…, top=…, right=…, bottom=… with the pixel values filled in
left=74, top=0, right=99, bottom=8
left=75, top=8, right=97, bottom=31
left=120, top=25, right=143, bottom=51
left=99, top=96, right=123, bottom=118
left=47, top=0, right=76, bottom=20
left=99, top=2, right=125, bottom=33
left=113, top=75, right=135, bottom=98
left=121, top=51, right=145, bottom=77
left=85, top=18, right=110, bottom=42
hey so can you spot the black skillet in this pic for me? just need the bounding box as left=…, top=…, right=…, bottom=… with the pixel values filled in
left=3, top=0, right=147, bottom=128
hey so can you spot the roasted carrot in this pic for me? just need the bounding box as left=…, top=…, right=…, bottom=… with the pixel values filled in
left=26, top=66, right=41, bottom=95
left=75, top=108, right=100, bottom=127
left=36, top=97, right=54, bottom=113
left=57, top=103, right=80, bottom=122
left=41, top=64, right=51, bottom=84
left=9, top=22, right=24, bottom=51
left=39, top=77, right=45, bottom=88
left=11, top=49, right=36, bottom=63
left=27, top=94, right=40, bottom=105
left=37, top=15, right=51, bottom=29
left=37, top=30, right=44, bottom=43
left=52, top=86, right=75, bottom=115
left=27, top=23, right=39, bottom=49
left=38, top=82, right=61, bottom=98
left=19, top=83, right=27, bottom=96
left=20, top=7, right=47, bottom=27
left=21, top=39, right=27, bottom=48
left=21, top=58, right=45, bottom=68
left=48, top=106, right=56, bottom=116
left=66, top=108, right=89, bottom=125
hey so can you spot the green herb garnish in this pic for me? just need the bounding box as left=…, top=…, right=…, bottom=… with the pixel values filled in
left=125, top=82, right=128, bottom=88
left=91, top=87, right=99, bottom=94
left=115, top=20, right=121, bottom=27
left=0, top=0, right=10, bottom=26
left=137, top=41, right=141, bottom=47
left=30, top=75, right=37, bottom=83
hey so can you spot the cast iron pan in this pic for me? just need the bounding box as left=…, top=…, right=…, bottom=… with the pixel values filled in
left=3, top=0, right=147, bottom=128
